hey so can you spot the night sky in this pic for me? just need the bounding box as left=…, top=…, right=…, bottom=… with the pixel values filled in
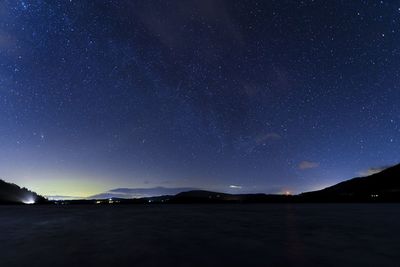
left=1, top=0, right=400, bottom=198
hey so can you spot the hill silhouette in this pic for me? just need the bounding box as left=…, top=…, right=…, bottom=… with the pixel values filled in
left=169, top=190, right=291, bottom=203
left=0, top=179, right=47, bottom=204
left=301, top=163, right=400, bottom=201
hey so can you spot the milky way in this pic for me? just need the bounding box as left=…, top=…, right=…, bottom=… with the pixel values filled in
left=0, top=0, right=399, bottom=197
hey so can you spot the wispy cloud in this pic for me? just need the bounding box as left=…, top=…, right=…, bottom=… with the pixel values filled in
left=358, top=165, right=391, bottom=176
left=45, top=195, right=85, bottom=201
left=298, top=161, right=319, bottom=170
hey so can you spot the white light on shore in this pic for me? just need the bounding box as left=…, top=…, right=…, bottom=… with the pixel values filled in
left=23, top=198, right=35, bottom=204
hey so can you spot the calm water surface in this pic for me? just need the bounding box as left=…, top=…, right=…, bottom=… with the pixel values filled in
left=1, top=204, right=399, bottom=266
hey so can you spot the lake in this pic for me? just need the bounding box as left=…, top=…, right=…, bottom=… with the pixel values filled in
left=1, top=204, right=399, bottom=266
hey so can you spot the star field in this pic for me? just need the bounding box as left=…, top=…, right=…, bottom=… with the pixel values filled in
left=0, top=0, right=399, bottom=197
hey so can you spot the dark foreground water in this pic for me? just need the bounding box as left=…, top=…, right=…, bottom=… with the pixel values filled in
left=1, top=204, right=399, bottom=267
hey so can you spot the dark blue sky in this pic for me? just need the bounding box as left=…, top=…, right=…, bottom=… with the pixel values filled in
left=1, top=0, right=399, bottom=197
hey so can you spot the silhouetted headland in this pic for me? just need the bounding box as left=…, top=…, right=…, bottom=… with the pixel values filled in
left=301, top=163, right=400, bottom=202
left=0, top=179, right=47, bottom=204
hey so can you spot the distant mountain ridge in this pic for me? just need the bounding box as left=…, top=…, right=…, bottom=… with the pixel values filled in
left=2, top=163, right=400, bottom=204
left=0, top=179, right=46, bottom=204
left=91, top=164, right=400, bottom=203
left=89, top=186, right=198, bottom=199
